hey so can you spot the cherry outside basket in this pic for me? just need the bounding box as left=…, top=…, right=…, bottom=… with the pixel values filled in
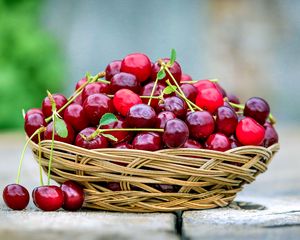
left=28, top=139, right=279, bottom=212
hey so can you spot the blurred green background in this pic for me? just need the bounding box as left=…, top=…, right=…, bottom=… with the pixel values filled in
left=1, top=0, right=300, bottom=130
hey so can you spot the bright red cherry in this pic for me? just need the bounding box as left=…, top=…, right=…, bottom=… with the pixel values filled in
left=140, top=82, right=165, bottom=109
left=33, top=186, right=64, bottom=211
left=193, top=80, right=216, bottom=92
left=64, top=103, right=89, bottom=132
left=113, top=89, right=142, bottom=116
left=82, top=82, right=109, bottom=101
left=181, top=73, right=192, bottom=82
left=109, top=72, right=140, bottom=94
left=151, top=58, right=182, bottom=84
left=114, top=142, right=133, bottom=149
left=158, top=96, right=187, bottom=119
left=61, top=181, right=84, bottom=211
left=155, top=111, right=176, bottom=129
left=121, top=53, right=152, bottom=82
left=205, top=133, right=230, bottom=152
left=105, top=60, right=122, bottom=81
left=42, top=94, right=68, bottom=118
left=186, top=111, right=215, bottom=139
left=236, top=117, right=265, bottom=146
left=214, top=82, right=227, bottom=97
left=196, top=88, right=224, bottom=114
left=163, top=119, right=189, bottom=148
left=3, top=184, right=30, bottom=210
left=179, top=83, right=198, bottom=102
left=24, top=112, right=46, bottom=143
left=216, top=106, right=238, bottom=136
left=182, top=139, right=202, bottom=149
left=132, top=132, right=162, bottom=151
left=126, top=103, right=157, bottom=128
left=75, top=77, right=87, bottom=90
left=44, top=120, right=75, bottom=144
left=75, top=127, right=108, bottom=149
left=262, top=122, right=279, bottom=147
left=244, top=97, right=270, bottom=124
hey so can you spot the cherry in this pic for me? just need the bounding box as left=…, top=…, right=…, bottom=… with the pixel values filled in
left=25, top=108, right=43, bottom=116
left=163, top=119, right=189, bottom=148
left=42, top=94, right=68, bottom=118
left=154, top=184, right=178, bottom=193
left=155, top=111, right=176, bottom=129
left=126, top=103, right=157, bottom=128
left=24, top=112, right=46, bottom=143
left=158, top=96, right=187, bottom=119
left=186, top=111, right=215, bottom=139
left=75, top=77, right=87, bottom=90
left=82, top=82, right=109, bottom=101
left=205, top=133, right=230, bottom=152
left=83, top=93, right=113, bottom=125
left=140, top=82, right=165, bottom=109
left=214, top=82, right=227, bottom=97
left=64, top=103, right=89, bottom=132
left=121, top=53, right=152, bottom=82
left=3, top=184, right=30, bottom=210
left=227, top=93, right=240, bottom=105
left=44, top=120, right=75, bottom=144
left=236, top=117, right=265, bottom=146
left=109, top=72, right=140, bottom=94
left=114, top=142, right=133, bottom=149
left=178, top=83, right=198, bottom=102
left=262, top=122, right=279, bottom=147
left=229, top=135, right=242, bottom=149
left=196, top=88, right=224, bottom=114
left=61, top=181, right=84, bottom=211
left=73, top=93, right=83, bottom=105
left=132, top=132, right=162, bottom=151
left=113, top=89, right=142, bottom=117
left=75, top=127, right=108, bottom=149
left=216, top=106, right=238, bottom=136
left=181, top=73, right=192, bottom=82
left=32, top=185, right=64, bottom=211
left=244, top=97, right=270, bottom=124
left=106, top=182, right=121, bottom=191
left=183, top=139, right=202, bottom=149
left=105, top=60, right=122, bottom=81
left=151, top=58, right=182, bottom=84
left=193, top=80, right=216, bottom=92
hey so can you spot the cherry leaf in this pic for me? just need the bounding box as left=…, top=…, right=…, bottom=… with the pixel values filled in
left=101, top=133, right=118, bottom=142
left=163, top=85, right=177, bottom=95
left=169, top=48, right=176, bottom=66
left=157, top=68, right=166, bottom=80
left=54, top=115, right=68, bottom=138
left=99, top=113, right=118, bottom=126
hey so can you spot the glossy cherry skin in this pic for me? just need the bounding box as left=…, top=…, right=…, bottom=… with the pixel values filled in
left=216, top=106, right=238, bottom=136
left=193, top=80, right=216, bottom=92
left=236, top=117, right=265, bottom=146
left=155, top=111, right=176, bottom=129
left=196, top=88, right=224, bottom=114
left=205, top=133, right=230, bottom=152
left=82, top=82, right=109, bottom=101
left=24, top=112, right=46, bottom=143
left=151, top=58, right=182, bottom=84
left=114, top=142, right=133, bottom=149
left=3, top=184, right=30, bottom=210
left=126, top=103, right=157, bottom=128
left=64, top=103, right=89, bottom=132
left=105, top=60, right=122, bottom=81
left=181, top=73, right=192, bottom=82
left=83, top=93, right=113, bottom=125
left=163, top=119, right=189, bottom=148
left=186, top=111, right=215, bottom=140
left=262, top=122, right=279, bottom=147
left=244, top=97, right=270, bottom=124
left=121, top=53, right=152, bottom=82
left=182, top=139, right=202, bottom=149
left=33, top=186, right=64, bottom=211
left=42, top=94, right=68, bottom=118
left=158, top=96, right=187, bottom=119
left=109, top=72, right=140, bottom=94
left=214, top=82, right=227, bottom=97
left=75, top=127, right=108, bottom=149
left=178, top=83, right=198, bottom=102
left=61, top=181, right=84, bottom=211
left=227, top=93, right=240, bottom=105
left=73, top=93, right=83, bottom=105
left=44, top=120, right=75, bottom=144
left=113, top=89, right=142, bottom=116
left=25, top=108, right=43, bottom=116
left=132, top=132, right=162, bottom=151
left=75, top=77, right=87, bottom=90
left=140, top=82, right=165, bottom=109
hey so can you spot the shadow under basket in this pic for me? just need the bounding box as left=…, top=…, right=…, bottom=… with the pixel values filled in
left=28, top=140, right=279, bottom=213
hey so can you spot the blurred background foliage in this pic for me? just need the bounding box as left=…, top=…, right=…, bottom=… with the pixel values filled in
left=0, top=0, right=64, bottom=129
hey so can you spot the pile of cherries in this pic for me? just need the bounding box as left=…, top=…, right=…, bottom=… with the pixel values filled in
left=2, top=50, right=279, bottom=211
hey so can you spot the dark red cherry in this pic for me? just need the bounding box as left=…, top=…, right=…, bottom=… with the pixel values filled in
left=44, top=120, right=75, bottom=144
left=64, top=103, right=89, bottom=132
left=229, top=135, right=242, bottom=149
left=186, top=111, right=215, bottom=139
left=82, top=82, right=109, bottom=101
left=178, top=83, right=198, bottom=102
left=109, top=72, right=140, bottom=94
left=262, top=122, right=279, bottom=147
left=132, top=132, right=162, bottom=151
left=196, top=88, right=224, bottom=114
left=75, top=127, right=108, bottom=149
left=32, top=186, right=64, bottom=211
left=140, top=82, right=165, bottom=109
left=61, top=181, right=84, bottom=211
left=227, top=93, right=240, bottom=105
left=83, top=93, right=113, bottom=125
left=42, top=94, right=68, bottom=118
left=154, top=184, right=178, bottom=193
left=163, top=119, right=189, bottom=148
left=25, top=108, right=43, bottom=116
left=3, top=184, right=30, bottom=210
left=75, top=77, right=87, bottom=90
left=193, top=80, right=216, bottom=92
left=216, top=106, right=238, bottom=136
left=182, top=139, right=202, bottom=149
left=121, top=53, right=152, bottom=82
left=105, top=60, right=121, bottom=81
left=114, top=142, right=133, bottom=149
left=244, top=97, right=270, bottom=124
left=155, top=111, right=176, bottom=129
left=205, top=133, right=230, bottom=152
left=24, top=112, right=46, bottom=143
left=214, top=82, right=227, bottom=97
left=181, top=73, right=192, bottom=82
left=73, top=93, right=83, bottom=105
left=151, top=58, right=182, bottom=84
left=106, top=182, right=121, bottom=191
left=236, top=117, right=265, bottom=146
left=113, top=89, right=142, bottom=116
left=126, top=104, right=157, bottom=128
left=158, top=96, right=187, bottom=119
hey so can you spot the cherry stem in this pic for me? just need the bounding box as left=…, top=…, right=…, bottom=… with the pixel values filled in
left=47, top=114, right=56, bottom=185
left=147, top=68, right=162, bottom=106
left=37, top=132, right=44, bottom=186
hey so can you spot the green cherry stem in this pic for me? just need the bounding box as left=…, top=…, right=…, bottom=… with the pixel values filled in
left=37, top=132, right=44, bottom=186
left=47, top=113, right=56, bottom=185
left=147, top=68, right=162, bottom=106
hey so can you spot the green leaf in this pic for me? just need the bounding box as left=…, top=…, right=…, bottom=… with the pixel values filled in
left=101, top=133, right=118, bottom=142
left=99, top=113, right=118, bottom=126
left=169, top=48, right=176, bottom=66
left=85, top=72, right=91, bottom=80
left=163, top=85, right=177, bottom=95
left=54, top=115, right=68, bottom=138
left=157, top=68, right=166, bottom=80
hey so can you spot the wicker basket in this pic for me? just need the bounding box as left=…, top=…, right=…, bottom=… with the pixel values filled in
left=28, top=140, right=279, bottom=212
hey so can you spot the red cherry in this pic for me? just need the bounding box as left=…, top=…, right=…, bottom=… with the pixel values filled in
left=61, top=181, right=84, bottom=211
left=121, top=53, right=152, bottom=82
left=178, top=83, right=198, bottom=102
left=44, top=120, right=75, bottom=144
left=163, top=119, right=189, bottom=148
left=216, top=106, right=238, bottom=136
left=42, top=94, right=68, bottom=118
left=181, top=73, right=192, bottom=82
left=205, top=133, right=230, bottom=152
left=25, top=108, right=43, bottom=116
left=151, top=58, right=182, bottom=84
left=105, top=60, right=122, bottom=81
left=196, top=88, right=224, bottom=114
left=113, top=89, right=142, bottom=117
left=33, top=186, right=64, bottom=211
left=114, top=142, right=133, bottom=149
left=229, top=135, right=242, bottom=149
left=155, top=111, right=176, bottom=129
left=126, top=103, right=157, bottom=128
left=109, top=72, right=140, bottom=94
left=182, top=139, right=202, bottom=149
left=75, top=127, right=108, bottom=149
left=244, top=97, right=270, bottom=125
left=24, top=112, right=46, bottom=143
left=186, top=111, right=215, bottom=139
left=262, top=122, right=279, bottom=147
left=227, top=93, right=240, bottom=105
left=214, top=82, right=227, bottom=97
left=140, top=82, right=165, bottom=109
left=64, top=103, right=89, bottom=132
left=3, top=184, right=30, bottom=210
left=158, top=96, right=187, bottom=119
left=73, top=93, right=83, bottom=105
left=193, top=80, right=216, bottom=92
left=82, top=82, right=109, bottom=101
left=132, top=132, right=162, bottom=151
left=75, top=77, right=87, bottom=90
left=236, top=117, right=265, bottom=146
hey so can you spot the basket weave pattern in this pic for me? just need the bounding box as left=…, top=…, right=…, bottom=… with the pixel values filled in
left=29, top=140, right=279, bottom=212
